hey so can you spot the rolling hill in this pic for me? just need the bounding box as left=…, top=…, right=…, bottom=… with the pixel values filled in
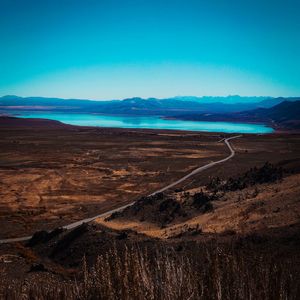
left=172, top=100, right=300, bottom=130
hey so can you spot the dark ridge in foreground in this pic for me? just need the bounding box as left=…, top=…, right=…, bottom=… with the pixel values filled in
left=106, top=163, right=284, bottom=228
left=1, top=222, right=300, bottom=299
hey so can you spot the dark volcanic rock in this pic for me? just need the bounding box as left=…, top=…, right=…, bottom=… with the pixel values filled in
left=106, top=193, right=187, bottom=227
left=29, top=263, right=47, bottom=273
left=27, top=231, right=49, bottom=247
left=27, top=227, right=64, bottom=247
left=50, top=224, right=89, bottom=258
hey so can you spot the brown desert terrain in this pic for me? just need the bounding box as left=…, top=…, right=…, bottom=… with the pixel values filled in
left=0, top=116, right=299, bottom=299
left=0, top=117, right=226, bottom=238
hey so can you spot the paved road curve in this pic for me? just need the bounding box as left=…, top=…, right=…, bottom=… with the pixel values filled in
left=0, top=135, right=241, bottom=244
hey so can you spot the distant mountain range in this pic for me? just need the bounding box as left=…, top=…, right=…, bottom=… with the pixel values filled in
left=0, top=95, right=297, bottom=116
left=1, top=95, right=299, bottom=130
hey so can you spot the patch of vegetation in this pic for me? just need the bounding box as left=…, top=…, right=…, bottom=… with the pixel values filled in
left=27, top=227, right=64, bottom=247
left=3, top=233, right=300, bottom=300
left=106, top=193, right=187, bottom=227
left=192, top=191, right=216, bottom=210
left=50, top=224, right=88, bottom=258
left=203, top=201, right=214, bottom=213
left=207, top=162, right=283, bottom=192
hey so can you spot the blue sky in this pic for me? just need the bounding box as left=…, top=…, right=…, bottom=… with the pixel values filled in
left=0, top=0, right=299, bottom=99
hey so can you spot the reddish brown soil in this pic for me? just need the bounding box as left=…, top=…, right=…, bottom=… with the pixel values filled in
left=0, top=118, right=299, bottom=298
left=0, top=117, right=226, bottom=238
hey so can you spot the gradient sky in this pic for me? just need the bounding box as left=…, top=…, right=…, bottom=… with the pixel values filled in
left=0, top=0, right=299, bottom=99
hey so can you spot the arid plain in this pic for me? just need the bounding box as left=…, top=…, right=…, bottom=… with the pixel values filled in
left=1, top=117, right=299, bottom=239
left=0, top=117, right=226, bottom=238
left=0, top=117, right=300, bottom=299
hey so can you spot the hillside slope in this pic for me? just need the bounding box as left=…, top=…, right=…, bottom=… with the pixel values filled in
left=243, top=100, right=300, bottom=128
left=173, top=100, right=300, bottom=130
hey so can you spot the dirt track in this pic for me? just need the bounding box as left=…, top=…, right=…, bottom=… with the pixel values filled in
left=1, top=117, right=300, bottom=240
left=0, top=135, right=241, bottom=244
left=0, top=117, right=226, bottom=239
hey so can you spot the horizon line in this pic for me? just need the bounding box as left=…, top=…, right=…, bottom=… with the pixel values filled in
left=2, top=94, right=299, bottom=102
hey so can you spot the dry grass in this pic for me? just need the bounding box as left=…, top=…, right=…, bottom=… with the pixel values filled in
left=99, top=173, right=300, bottom=238
left=1, top=240, right=299, bottom=300
left=14, top=243, right=39, bottom=263
left=0, top=124, right=224, bottom=238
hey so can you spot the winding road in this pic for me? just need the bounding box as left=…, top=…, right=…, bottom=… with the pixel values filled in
left=0, top=135, right=241, bottom=244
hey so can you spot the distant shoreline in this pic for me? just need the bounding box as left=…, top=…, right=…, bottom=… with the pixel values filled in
left=0, top=111, right=275, bottom=134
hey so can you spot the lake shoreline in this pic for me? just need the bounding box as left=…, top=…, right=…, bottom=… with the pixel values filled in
left=2, top=111, right=275, bottom=134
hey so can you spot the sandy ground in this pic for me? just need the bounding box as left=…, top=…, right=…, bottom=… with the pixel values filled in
left=0, top=117, right=299, bottom=296
left=1, top=117, right=300, bottom=240
left=0, top=117, right=225, bottom=238
left=97, top=173, right=300, bottom=238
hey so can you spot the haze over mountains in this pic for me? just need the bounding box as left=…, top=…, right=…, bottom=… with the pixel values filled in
left=0, top=95, right=297, bottom=115
left=1, top=95, right=299, bottom=130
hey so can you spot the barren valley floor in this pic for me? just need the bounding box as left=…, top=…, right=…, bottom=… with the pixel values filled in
left=0, top=117, right=227, bottom=238
left=1, top=117, right=300, bottom=239
left=0, top=117, right=300, bottom=299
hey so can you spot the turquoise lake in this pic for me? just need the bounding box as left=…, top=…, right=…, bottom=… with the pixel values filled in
left=15, top=112, right=274, bottom=134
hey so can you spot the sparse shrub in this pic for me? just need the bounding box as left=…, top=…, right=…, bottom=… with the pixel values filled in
left=206, top=176, right=222, bottom=192
left=193, top=191, right=216, bottom=209
left=159, top=198, right=179, bottom=212
left=221, top=229, right=236, bottom=236
left=27, top=230, right=49, bottom=247
left=203, top=201, right=213, bottom=213
left=105, top=211, right=122, bottom=221
left=14, top=243, right=39, bottom=263
left=117, top=231, right=128, bottom=240
left=29, top=263, right=47, bottom=272
left=207, top=162, right=283, bottom=193
left=107, top=193, right=186, bottom=226
left=50, top=223, right=88, bottom=257
left=27, top=227, right=64, bottom=247
left=2, top=238, right=299, bottom=300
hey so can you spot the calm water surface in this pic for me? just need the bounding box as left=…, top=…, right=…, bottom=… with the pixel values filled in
left=15, top=112, right=274, bottom=134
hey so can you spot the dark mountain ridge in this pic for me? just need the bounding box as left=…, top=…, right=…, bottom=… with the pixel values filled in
left=0, top=95, right=295, bottom=115
left=172, top=100, right=300, bottom=130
